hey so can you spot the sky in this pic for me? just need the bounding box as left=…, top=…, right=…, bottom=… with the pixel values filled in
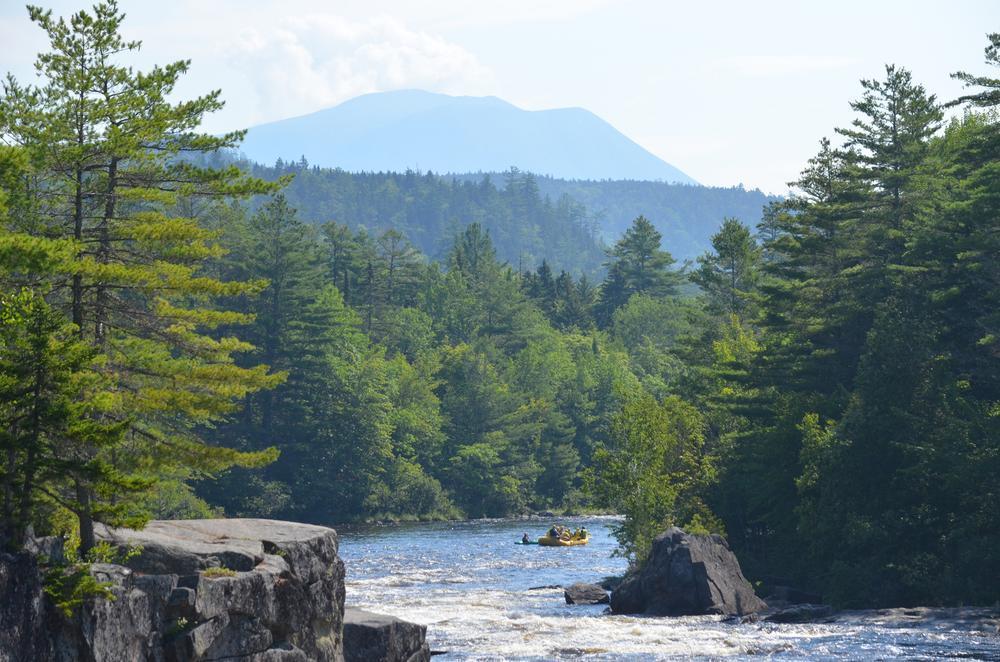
left=1, top=0, right=996, bottom=193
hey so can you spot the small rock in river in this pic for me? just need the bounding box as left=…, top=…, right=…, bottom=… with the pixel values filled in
left=765, top=603, right=835, bottom=623
left=564, top=582, right=610, bottom=605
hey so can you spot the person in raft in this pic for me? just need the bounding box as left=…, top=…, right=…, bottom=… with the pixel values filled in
left=522, top=533, right=530, bottom=544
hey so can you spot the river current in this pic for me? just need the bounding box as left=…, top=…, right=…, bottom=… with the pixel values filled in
left=337, top=516, right=1000, bottom=660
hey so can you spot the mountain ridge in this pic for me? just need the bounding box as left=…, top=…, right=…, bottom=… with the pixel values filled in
left=238, top=90, right=697, bottom=184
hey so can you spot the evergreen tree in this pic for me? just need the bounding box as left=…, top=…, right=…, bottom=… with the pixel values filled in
left=595, top=216, right=682, bottom=326
left=950, top=33, right=1000, bottom=108
left=692, top=218, right=761, bottom=317
left=0, top=2, right=280, bottom=550
left=0, top=289, right=132, bottom=550
left=205, top=197, right=397, bottom=522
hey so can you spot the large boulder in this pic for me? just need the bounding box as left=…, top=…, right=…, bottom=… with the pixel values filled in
left=0, top=518, right=346, bottom=662
left=343, top=608, right=430, bottom=662
left=610, top=527, right=766, bottom=617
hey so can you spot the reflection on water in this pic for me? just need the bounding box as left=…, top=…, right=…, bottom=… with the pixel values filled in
left=337, top=517, right=1000, bottom=661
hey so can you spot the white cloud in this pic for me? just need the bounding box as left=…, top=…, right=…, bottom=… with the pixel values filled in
left=222, top=13, right=495, bottom=125
left=718, top=55, right=856, bottom=77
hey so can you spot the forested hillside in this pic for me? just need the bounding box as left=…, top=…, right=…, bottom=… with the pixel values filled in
left=211, top=157, right=776, bottom=275
left=1, top=3, right=997, bottom=612
left=450, top=173, right=778, bottom=261
left=238, top=159, right=609, bottom=277
left=533, top=177, right=778, bottom=261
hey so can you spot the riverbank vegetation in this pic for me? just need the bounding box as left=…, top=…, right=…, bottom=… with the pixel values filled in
left=0, top=3, right=996, bottom=608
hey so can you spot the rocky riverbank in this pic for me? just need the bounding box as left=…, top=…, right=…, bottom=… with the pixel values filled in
left=0, top=518, right=429, bottom=662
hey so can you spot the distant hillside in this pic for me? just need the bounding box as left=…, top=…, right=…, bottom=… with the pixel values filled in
left=239, top=160, right=608, bottom=278
left=451, top=173, right=778, bottom=262
left=238, top=90, right=697, bottom=184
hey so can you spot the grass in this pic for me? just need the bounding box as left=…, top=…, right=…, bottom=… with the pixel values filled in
left=201, top=566, right=237, bottom=578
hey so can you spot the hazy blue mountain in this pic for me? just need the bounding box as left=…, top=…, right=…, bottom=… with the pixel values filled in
left=239, top=90, right=697, bottom=184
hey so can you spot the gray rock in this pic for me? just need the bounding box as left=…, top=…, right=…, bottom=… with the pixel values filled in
left=24, top=535, right=65, bottom=565
left=0, top=518, right=346, bottom=662
left=201, top=614, right=274, bottom=659
left=610, top=527, right=766, bottom=617
left=0, top=553, right=51, bottom=662
left=765, top=603, right=835, bottom=623
left=60, top=561, right=171, bottom=662
left=343, top=607, right=430, bottom=662
left=167, top=587, right=198, bottom=620
left=598, top=575, right=624, bottom=591
left=564, top=582, right=610, bottom=605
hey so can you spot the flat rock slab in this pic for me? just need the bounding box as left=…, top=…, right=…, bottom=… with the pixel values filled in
left=564, top=582, right=610, bottom=605
left=95, top=518, right=336, bottom=575
left=344, top=607, right=430, bottom=662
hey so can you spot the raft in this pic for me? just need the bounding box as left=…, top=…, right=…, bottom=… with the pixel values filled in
left=537, top=535, right=589, bottom=547
left=514, top=541, right=539, bottom=545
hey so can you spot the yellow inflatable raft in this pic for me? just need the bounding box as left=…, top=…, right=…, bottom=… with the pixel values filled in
left=537, top=535, right=589, bottom=547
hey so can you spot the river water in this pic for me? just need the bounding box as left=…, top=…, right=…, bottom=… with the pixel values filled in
left=337, top=516, right=1000, bottom=660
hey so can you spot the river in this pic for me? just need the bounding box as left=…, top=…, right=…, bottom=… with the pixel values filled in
left=337, top=516, right=1000, bottom=660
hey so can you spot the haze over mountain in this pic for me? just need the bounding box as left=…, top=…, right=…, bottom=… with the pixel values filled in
left=238, top=90, right=697, bottom=185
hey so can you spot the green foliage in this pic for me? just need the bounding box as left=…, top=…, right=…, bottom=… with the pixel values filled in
left=43, top=564, right=115, bottom=617
left=521, top=175, right=777, bottom=262
left=241, top=164, right=607, bottom=278
left=0, top=1, right=280, bottom=553
left=166, top=617, right=192, bottom=638
left=692, top=218, right=761, bottom=318
left=201, top=566, right=237, bottom=578
left=0, top=288, right=131, bottom=550
left=586, top=393, right=719, bottom=565
left=595, top=216, right=684, bottom=326
left=708, top=54, right=1000, bottom=607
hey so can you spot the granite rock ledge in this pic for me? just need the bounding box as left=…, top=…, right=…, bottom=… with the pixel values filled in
left=1, top=518, right=347, bottom=662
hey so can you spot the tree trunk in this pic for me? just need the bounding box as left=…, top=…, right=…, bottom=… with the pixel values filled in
left=72, top=165, right=84, bottom=333
left=94, top=158, right=118, bottom=344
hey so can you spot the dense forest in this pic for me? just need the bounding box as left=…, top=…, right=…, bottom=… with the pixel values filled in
left=451, top=172, right=778, bottom=261
left=0, top=2, right=997, bottom=610
left=238, top=159, right=777, bottom=278
left=233, top=158, right=609, bottom=277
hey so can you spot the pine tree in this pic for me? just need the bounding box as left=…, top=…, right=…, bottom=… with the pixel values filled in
left=0, top=2, right=281, bottom=551
left=949, top=33, right=1000, bottom=108
left=608, top=216, right=682, bottom=295
left=0, top=289, right=131, bottom=551
left=692, top=218, right=761, bottom=317
left=595, top=216, right=682, bottom=326
left=205, top=196, right=401, bottom=522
